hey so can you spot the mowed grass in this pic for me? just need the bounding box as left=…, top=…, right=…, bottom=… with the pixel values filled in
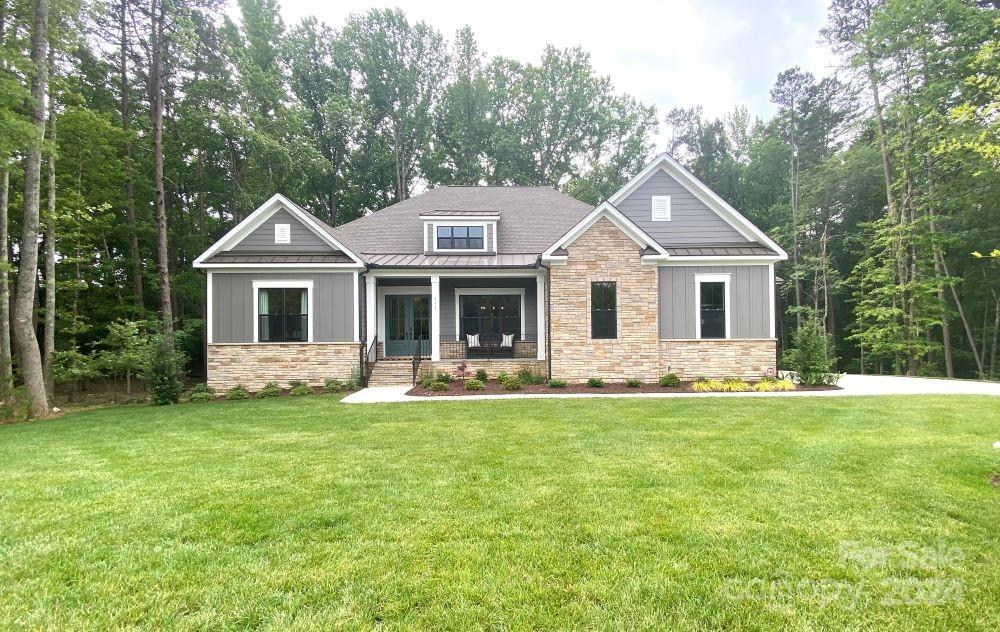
left=0, top=395, right=998, bottom=630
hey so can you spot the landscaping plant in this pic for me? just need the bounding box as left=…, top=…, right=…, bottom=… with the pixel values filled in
left=290, top=383, right=313, bottom=396
left=586, top=377, right=604, bottom=388
left=548, top=379, right=567, bottom=388
left=475, top=369, right=488, bottom=382
left=626, top=378, right=642, bottom=388
left=256, top=382, right=282, bottom=398
left=140, top=334, right=187, bottom=405
left=225, top=385, right=250, bottom=400
left=783, top=318, right=837, bottom=385
left=502, top=378, right=522, bottom=391
left=658, top=373, right=681, bottom=388
left=429, top=381, right=449, bottom=392
left=465, top=378, right=484, bottom=391
left=324, top=378, right=345, bottom=392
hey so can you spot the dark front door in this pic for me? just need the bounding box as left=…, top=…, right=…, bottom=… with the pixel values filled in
left=385, top=295, right=431, bottom=357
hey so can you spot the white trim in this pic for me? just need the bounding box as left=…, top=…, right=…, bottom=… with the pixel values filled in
left=419, top=214, right=499, bottom=222
left=274, top=223, right=291, bottom=244
left=431, top=276, right=441, bottom=361
left=651, top=256, right=784, bottom=266
left=376, top=285, right=432, bottom=345
left=536, top=275, right=545, bottom=360
left=453, top=287, right=526, bottom=341
left=651, top=195, right=671, bottom=221
left=608, top=154, right=787, bottom=259
left=768, top=264, right=776, bottom=339
left=195, top=263, right=364, bottom=270
left=365, top=276, right=376, bottom=346
left=427, top=220, right=493, bottom=253
left=366, top=269, right=540, bottom=278
left=352, top=271, right=360, bottom=343
left=694, top=273, right=731, bottom=340
left=251, top=279, right=314, bottom=343
left=541, top=201, right=668, bottom=261
left=193, top=193, right=364, bottom=267
left=206, top=272, right=214, bottom=344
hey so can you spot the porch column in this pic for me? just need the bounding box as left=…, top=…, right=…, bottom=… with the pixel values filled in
left=431, top=275, right=441, bottom=361
left=536, top=274, right=546, bottom=360
left=365, top=275, right=376, bottom=348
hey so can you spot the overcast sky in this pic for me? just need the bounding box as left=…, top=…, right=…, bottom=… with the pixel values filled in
left=274, top=0, right=839, bottom=151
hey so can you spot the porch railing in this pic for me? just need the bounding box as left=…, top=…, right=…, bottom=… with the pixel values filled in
left=411, top=336, right=424, bottom=385
left=363, top=335, right=378, bottom=387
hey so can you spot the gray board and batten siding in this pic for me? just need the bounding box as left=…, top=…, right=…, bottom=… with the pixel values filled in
left=212, top=272, right=356, bottom=343
left=229, top=209, right=333, bottom=253
left=616, top=170, right=750, bottom=246
left=658, top=265, right=771, bottom=339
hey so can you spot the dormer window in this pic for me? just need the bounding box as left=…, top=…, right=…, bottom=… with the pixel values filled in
left=437, top=225, right=484, bottom=251
left=651, top=195, right=671, bottom=221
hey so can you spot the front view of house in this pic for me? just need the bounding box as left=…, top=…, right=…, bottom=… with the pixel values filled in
left=194, top=154, right=787, bottom=390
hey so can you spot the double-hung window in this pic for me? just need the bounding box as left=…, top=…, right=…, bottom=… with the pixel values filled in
left=696, top=274, right=729, bottom=339
left=437, top=225, right=484, bottom=250
left=256, top=285, right=310, bottom=342
left=591, top=281, right=617, bottom=339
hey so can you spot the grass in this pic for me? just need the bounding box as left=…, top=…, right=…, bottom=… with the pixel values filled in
left=1, top=394, right=998, bottom=629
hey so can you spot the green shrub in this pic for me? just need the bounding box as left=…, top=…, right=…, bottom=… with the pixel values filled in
left=586, top=377, right=604, bottom=388
left=345, top=366, right=362, bottom=390
left=435, top=371, right=454, bottom=383
left=692, top=380, right=723, bottom=393
left=503, top=377, right=522, bottom=391
left=225, top=385, right=250, bottom=400
left=516, top=368, right=546, bottom=385
left=189, top=391, right=214, bottom=403
left=141, top=334, right=187, bottom=405
left=419, top=375, right=437, bottom=389
left=190, top=382, right=214, bottom=395
left=256, top=381, right=282, bottom=398
left=475, top=368, right=488, bottom=382
left=429, top=381, right=449, bottom=392
left=0, top=386, right=31, bottom=423
left=465, top=378, right=484, bottom=391
left=548, top=378, right=567, bottom=388
left=290, top=383, right=313, bottom=396
left=324, top=378, right=345, bottom=392
left=626, top=378, right=642, bottom=388
left=497, top=371, right=509, bottom=384
left=782, top=318, right=836, bottom=385
left=658, top=373, right=681, bottom=388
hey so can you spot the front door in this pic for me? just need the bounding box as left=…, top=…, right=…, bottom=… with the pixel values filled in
left=385, top=295, right=431, bottom=357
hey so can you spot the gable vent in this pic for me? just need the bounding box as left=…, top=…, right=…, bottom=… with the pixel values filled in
left=651, top=195, right=671, bottom=221
left=274, top=223, right=291, bottom=244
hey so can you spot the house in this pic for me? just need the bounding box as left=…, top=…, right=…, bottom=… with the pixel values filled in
left=193, top=154, right=787, bottom=390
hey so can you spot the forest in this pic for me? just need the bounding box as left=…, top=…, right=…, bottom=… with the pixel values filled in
left=0, top=0, right=997, bottom=417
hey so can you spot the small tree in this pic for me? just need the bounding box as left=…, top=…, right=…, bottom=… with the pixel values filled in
left=141, top=334, right=186, bottom=405
left=783, top=318, right=836, bottom=385
left=52, top=349, right=103, bottom=402
left=98, top=320, right=151, bottom=396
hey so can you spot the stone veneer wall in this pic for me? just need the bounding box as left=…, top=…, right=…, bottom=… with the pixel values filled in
left=549, top=217, right=660, bottom=382
left=659, top=339, right=776, bottom=379
left=207, top=343, right=360, bottom=391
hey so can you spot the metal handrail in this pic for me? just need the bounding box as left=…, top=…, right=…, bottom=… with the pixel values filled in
left=363, top=335, right=378, bottom=386
left=411, top=336, right=423, bottom=385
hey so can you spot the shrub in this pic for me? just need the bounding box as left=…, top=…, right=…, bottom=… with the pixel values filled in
left=189, top=391, right=214, bottom=403
left=190, top=383, right=214, bottom=395
left=694, top=376, right=709, bottom=383
left=658, top=373, right=681, bottom=388
left=1, top=386, right=31, bottom=423
left=456, top=361, right=469, bottom=377
left=324, top=378, right=345, bottom=392
left=256, top=381, right=282, bottom=398
left=497, top=371, right=509, bottom=384
left=141, top=334, right=187, bottom=405
left=465, top=378, right=485, bottom=391
left=752, top=378, right=796, bottom=392
left=516, top=368, right=546, bottom=385
left=475, top=368, right=488, bottom=382
left=626, top=378, right=642, bottom=388
left=419, top=375, right=437, bottom=389
left=435, top=371, right=454, bottom=384
left=290, top=383, right=313, bottom=396
left=692, top=380, right=723, bottom=393
left=783, top=318, right=836, bottom=385
left=548, top=378, right=567, bottom=388
left=503, top=377, right=522, bottom=391
left=225, top=385, right=250, bottom=400
left=346, top=366, right=362, bottom=390
left=429, top=381, right=449, bottom=392
left=586, top=377, right=604, bottom=388
left=720, top=377, right=750, bottom=392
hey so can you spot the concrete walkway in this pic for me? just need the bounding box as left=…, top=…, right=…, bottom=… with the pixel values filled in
left=340, top=374, right=1000, bottom=404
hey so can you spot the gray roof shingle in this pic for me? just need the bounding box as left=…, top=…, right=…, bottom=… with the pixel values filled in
left=205, top=253, right=354, bottom=264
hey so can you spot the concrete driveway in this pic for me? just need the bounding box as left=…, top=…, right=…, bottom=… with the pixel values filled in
left=835, top=373, right=1000, bottom=396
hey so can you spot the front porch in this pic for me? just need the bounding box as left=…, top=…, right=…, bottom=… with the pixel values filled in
left=363, top=270, right=547, bottom=365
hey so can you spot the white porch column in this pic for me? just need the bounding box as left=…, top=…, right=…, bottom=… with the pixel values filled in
left=430, top=275, right=441, bottom=361
left=536, top=274, right=546, bottom=360
left=365, top=275, right=376, bottom=348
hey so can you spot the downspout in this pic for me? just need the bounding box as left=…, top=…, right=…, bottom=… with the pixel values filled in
left=359, top=266, right=368, bottom=384
left=538, top=260, right=552, bottom=380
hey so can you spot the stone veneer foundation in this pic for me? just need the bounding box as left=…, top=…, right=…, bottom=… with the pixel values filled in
left=423, top=359, right=546, bottom=379
left=659, top=339, right=776, bottom=379
left=549, top=217, right=661, bottom=382
left=207, top=343, right=361, bottom=391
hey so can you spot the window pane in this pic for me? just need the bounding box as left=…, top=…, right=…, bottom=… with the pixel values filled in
left=454, top=237, right=468, bottom=249
left=437, top=226, right=452, bottom=238
left=592, top=312, right=616, bottom=339
left=468, top=226, right=483, bottom=238
left=258, top=288, right=308, bottom=342
left=454, top=226, right=468, bottom=238
left=469, top=237, right=483, bottom=249
left=590, top=282, right=617, bottom=339
left=700, top=281, right=726, bottom=338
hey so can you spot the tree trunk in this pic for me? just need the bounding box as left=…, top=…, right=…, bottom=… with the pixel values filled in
left=149, top=0, right=172, bottom=335
left=940, top=256, right=985, bottom=378
left=120, top=0, right=144, bottom=312
left=0, top=168, right=11, bottom=391
left=990, top=293, right=998, bottom=379
left=14, top=0, right=51, bottom=417
left=43, top=60, right=56, bottom=394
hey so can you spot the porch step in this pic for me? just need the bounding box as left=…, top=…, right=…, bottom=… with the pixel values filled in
left=367, top=360, right=418, bottom=386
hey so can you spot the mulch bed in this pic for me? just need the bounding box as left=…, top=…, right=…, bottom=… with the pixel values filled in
left=407, top=379, right=839, bottom=397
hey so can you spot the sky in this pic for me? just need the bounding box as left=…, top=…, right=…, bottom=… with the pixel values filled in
left=273, top=0, right=840, bottom=152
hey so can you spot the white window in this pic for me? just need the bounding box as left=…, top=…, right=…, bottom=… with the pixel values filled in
left=274, top=223, right=291, bottom=244
left=695, top=274, right=730, bottom=339
left=652, top=195, right=671, bottom=221
left=252, top=280, right=313, bottom=342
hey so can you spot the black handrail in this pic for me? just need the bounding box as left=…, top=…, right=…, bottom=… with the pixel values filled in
left=411, top=335, right=423, bottom=385
left=363, top=335, right=378, bottom=386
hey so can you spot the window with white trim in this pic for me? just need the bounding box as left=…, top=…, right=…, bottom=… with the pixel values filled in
left=651, top=195, right=671, bottom=221
left=274, top=223, right=291, bottom=243
left=436, top=225, right=484, bottom=250
left=695, top=274, right=730, bottom=339
left=258, top=287, right=308, bottom=342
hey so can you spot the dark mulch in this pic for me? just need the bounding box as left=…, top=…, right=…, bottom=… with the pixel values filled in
left=407, top=379, right=839, bottom=397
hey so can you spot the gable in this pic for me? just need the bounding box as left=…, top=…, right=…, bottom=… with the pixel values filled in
left=615, top=170, right=749, bottom=246
left=228, top=209, right=332, bottom=253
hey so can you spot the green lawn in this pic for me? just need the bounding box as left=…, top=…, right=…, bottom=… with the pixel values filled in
left=1, top=395, right=998, bottom=630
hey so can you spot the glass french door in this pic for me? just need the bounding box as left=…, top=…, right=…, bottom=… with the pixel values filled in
left=385, top=295, right=431, bottom=357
